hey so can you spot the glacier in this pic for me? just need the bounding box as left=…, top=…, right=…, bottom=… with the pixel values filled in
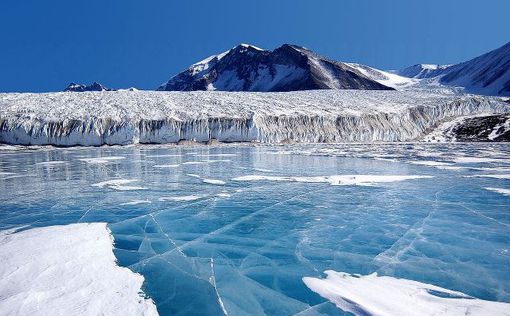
left=0, top=90, right=509, bottom=146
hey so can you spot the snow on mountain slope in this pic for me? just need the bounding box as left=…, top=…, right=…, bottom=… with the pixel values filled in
left=0, top=90, right=508, bottom=146
left=157, top=44, right=393, bottom=92
left=397, top=42, right=510, bottom=96
left=397, top=64, right=451, bottom=79
left=440, top=42, right=510, bottom=96
left=346, top=63, right=418, bottom=89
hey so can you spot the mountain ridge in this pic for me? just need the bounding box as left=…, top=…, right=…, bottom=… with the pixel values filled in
left=157, top=43, right=394, bottom=92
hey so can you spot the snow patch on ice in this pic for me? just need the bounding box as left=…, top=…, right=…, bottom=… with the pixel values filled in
left=203, top=179, right=226, bottom=185
left=158, top=195, right=205, bottom=202
left=467, top=174, right=510, bottom=179
left=0, top=223, right=158, bottom=316
left=454, top=157, right=504, bottom=164
left=92, top=179, right=147, bottom=191
left=120, top=199, right=152, bottom=206
left=35, top=161, right=67, bottom=166
left=79, top=156, right=125, bottom=164
left=153, top=164, right=180, bottom=168
left=410, top=161, right=454, bottom=167
left=232, top=174, right=433, bottom=186
left=303, top=270, right=510, bottom=316
left=485, top=187, right=510, bottom=196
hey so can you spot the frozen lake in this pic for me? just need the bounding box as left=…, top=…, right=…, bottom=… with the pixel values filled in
left=1, top=143, right=510, bottom=315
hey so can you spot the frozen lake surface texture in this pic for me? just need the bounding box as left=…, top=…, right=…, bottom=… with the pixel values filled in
left=1, top=143, right=510, bottom=315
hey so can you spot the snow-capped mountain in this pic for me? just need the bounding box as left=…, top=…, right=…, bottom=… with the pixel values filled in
left=397, top=42, right=510, bottom=96
left=157, top=44, right=393, bottom=92
left=396, top=64, right=451, bottom=79
left=64, top=82, right=111, bottom=92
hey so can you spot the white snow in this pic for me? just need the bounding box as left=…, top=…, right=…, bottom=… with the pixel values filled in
left=153, top=164, right=180, bottom=168
left=485, top=187, right=510, bottom=196
left=303, top=270, right=510, bottom=316
left=79, top=156, right=125, bottom=164
left=92, top=179, right=147, bottom=191
left=454, top=157, right=503, bottom=164
left=488, top=117, right=510, bottom=140
left=467, top=174, right=510, bottom=179
left=0, top=223, right=158, bottom=316
left=158, top=195, right=204, bottom=202
left=35, top=161, right=66, bottom=166
left=346, top=63, right=418, bottom=89
left=203, top=179, right=226, bottom=185
left=410, top=161, right=454, bottom=167
left=232, top=174, right=432, bottom=186
left=120, top=199, right=152, bottom=206
left=0, top=90, right=508, bottom=145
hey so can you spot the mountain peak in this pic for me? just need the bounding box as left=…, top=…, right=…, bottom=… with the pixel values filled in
left=64, top=82, right=111, bottom=92
left=157, top=44, right=393, bottom=92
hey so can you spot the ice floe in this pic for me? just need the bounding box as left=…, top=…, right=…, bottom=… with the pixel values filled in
left=0, top=223, right=158, bottom=316
left=303, top=271, right=510, bottom=316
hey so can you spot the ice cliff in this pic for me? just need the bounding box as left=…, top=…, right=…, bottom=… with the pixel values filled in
left=0, top=90, right=508, bottom=146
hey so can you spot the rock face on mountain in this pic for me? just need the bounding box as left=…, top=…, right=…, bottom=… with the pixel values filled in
left=398, top=42, right=510, bottom=96
left=157, top=44, right=393, bottom=92
left=64, top=82, right=111, bottom=92
left=425, top=114, right=510, bottom=142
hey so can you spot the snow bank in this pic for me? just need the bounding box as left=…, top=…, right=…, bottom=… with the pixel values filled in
left=0, top=223, right=158, bottom=316
left=303, top=271, right=510, bottom=316
left=0, top=90, right=508, bottom=146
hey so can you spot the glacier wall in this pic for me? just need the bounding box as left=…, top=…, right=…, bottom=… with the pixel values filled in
left=0, top=90, right=509, bottom=146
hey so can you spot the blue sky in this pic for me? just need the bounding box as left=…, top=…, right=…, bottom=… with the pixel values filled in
left=0, top=0, right=508, bottom=92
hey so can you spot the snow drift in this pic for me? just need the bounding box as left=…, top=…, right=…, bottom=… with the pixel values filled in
left=0, top=90, right=508, bottom=146
left=303, top=270, right=510, bottom=316
left=0, top=223, right=158, bottom=316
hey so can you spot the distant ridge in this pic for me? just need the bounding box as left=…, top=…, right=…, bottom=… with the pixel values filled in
left=397, top=41, right=510, bottom=96
left=64, top=82, right=111, bottom=92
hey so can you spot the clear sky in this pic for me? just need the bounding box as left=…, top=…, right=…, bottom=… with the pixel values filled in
left=0, top=0, right=508, bottom=92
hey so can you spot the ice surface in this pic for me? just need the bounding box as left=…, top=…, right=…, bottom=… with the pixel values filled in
left=303, top=271, right=510, bottom=316
left=1, top=90, right=509, bottom=145
left=0, top=144, right=509, bottom=315
left=0, top=223, right=158, bottom=316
